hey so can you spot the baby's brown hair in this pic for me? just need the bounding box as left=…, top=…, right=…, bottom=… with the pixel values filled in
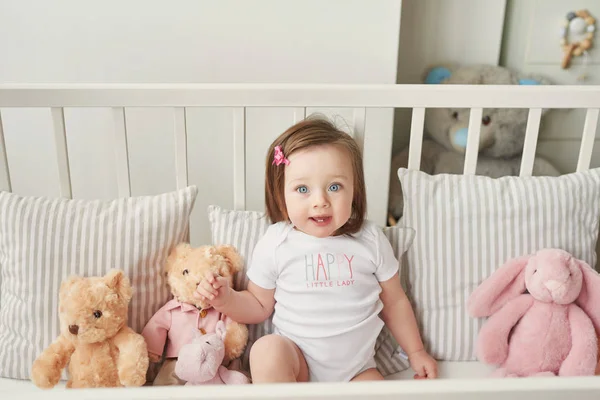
left=265, top=116, right=366, bottom=235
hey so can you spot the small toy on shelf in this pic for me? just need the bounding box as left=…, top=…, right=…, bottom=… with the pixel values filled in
left=560, top=9, right=596, bottom=81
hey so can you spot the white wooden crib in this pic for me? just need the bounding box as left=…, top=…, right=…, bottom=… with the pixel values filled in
left=0, top=83, right=599, bottom=399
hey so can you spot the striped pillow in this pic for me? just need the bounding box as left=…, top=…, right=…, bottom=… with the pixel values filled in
left=0, top=187, right=198, bottom=380
left=207, top=205, right=412, bottom=376
left=397, top=167, right=600, bottom=362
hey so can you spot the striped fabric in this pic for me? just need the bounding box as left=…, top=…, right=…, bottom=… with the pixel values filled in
left=397, top=167, right=600, bottom=362
left=0, top=187, right=198, bottom=380
left=208, top=205, right=412, bottom=376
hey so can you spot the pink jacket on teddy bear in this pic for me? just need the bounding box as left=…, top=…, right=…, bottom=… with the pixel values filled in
left=468, top=248, right=600, bottom=377
left=142, top=299, right=233, bottom=359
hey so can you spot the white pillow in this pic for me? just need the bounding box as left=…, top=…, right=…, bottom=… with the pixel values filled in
left=396, top=167, right=600, bottom=362
left=0, top=187, right=198, bottom=380
left=207, top=205, right=414, bottom=376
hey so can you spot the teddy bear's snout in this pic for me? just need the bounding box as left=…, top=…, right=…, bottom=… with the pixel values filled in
left=69, top=324, right=79, bottom=335
left=452, top=127, right=469, bottom=149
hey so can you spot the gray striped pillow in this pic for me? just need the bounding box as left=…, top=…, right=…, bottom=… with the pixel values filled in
left=397, top=167, right=600, bottom=362
left=207, top=205, right=412, bottom=376
left=0, top=187, right=198, bottom=380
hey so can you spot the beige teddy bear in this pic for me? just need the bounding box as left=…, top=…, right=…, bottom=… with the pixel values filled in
left=142, top=243, right=249, bottom=386
left=31, top=269, right=149, bottom=389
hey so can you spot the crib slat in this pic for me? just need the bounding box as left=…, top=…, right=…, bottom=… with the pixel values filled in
left=0, top=111, right=11, bottom=192
left=576, top=108, right=599, bottom=172
left=51, top=108, right=72, bottom=198
left=362, top=108, right=393, bottom=227
left=292, top=107, right=306, bottom=124
left=407, top=107, right=425, bottom=170
left=233, top=107, right=246, bottom=210
left=519, top=108, right=542, bottom=177
left=463, top=107, right=482, bottom=175
left=174, top=107, right=188, bottom=189
left=112, top=107, right=131, bottom=198
left=352, top=107, right=366, bottom=151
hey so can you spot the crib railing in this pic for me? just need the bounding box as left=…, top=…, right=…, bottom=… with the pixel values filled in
left=0, top=99, right=373, bottom=215
left=0, top=84, right=599, bottom=238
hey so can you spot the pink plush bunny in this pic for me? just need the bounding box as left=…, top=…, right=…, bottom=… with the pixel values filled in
left=174, top=321, right=250, bottom=385
left=468, top=248, right=600, bottom=377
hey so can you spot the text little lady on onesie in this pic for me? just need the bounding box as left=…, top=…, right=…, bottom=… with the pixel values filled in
left=196, top=116, right=438, bottom=383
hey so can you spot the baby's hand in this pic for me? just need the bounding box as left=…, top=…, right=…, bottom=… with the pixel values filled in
left=409, top=349, right=438, bottom=379
left=194, top=270, right=231, bottom=308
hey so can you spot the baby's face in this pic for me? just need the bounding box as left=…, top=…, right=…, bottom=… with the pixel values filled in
left=283, top=144, right=354, bottom=238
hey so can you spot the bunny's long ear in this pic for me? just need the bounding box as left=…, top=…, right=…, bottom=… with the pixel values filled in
left=215, top=320, right=227, bottom=341
left=575, top=259, right=600, bottom=335
left=467, top=255, right=531, bottom=317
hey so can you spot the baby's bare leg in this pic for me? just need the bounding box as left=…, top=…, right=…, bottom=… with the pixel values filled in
left=351, top=368, right=384, bottom=382
left=249, top=334, right=308, bottom=383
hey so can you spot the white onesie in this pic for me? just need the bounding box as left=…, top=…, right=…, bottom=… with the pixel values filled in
left=246, top=220, right=399, bottom=382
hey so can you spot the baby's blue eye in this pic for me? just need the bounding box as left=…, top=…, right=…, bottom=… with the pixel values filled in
left=297, top=186, right=308, bottom=194
left=329, top=184, right=340, bottom=192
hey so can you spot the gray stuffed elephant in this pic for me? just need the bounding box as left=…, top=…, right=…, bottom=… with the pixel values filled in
left=388, top=64, right=560, bottom=220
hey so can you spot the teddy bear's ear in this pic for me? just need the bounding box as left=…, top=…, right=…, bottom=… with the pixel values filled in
left=104, top=269, right=132, bottom=303
left=215, top=245, right=243, bottom=276
left=165, top=242, right=192, bottom=273
left=517, top=72, right=552, bottom=86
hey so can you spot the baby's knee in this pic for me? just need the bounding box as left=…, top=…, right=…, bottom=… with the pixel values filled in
left=249, top=335, right=302, bottom=381
left=250, top=334, right=290, bottom=364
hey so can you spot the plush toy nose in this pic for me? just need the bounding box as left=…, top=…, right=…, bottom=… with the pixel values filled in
left=544, top=280, right=563, bottom=292
left=69, top=324, right=79, bottom=335
left=452, top=128, right=469, bottom=148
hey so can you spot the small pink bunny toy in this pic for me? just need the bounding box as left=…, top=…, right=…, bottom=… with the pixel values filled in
left=468, top=248, right=600, bottom=377
left=174, top=321, right=250, bottom=385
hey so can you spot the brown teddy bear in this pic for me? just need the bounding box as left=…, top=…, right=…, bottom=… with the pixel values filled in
left=31, top=269, right=149, bottom=389
left=141, top=243, right=249, bottom=386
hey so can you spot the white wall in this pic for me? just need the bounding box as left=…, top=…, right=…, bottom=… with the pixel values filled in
left=0, top=0, right=402, bottom=244
left=0, top=0, right=401, bottom=84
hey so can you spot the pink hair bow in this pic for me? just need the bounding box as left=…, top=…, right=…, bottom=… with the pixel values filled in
left=272, top=145, right=290, bottom=166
